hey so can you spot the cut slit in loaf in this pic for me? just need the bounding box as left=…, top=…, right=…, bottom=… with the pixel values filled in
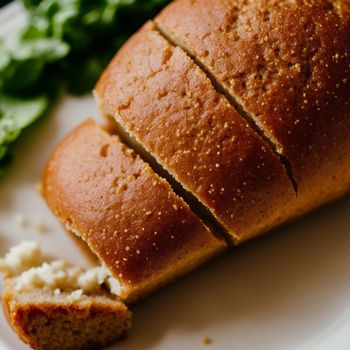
left=154, top=0, right=350, bottom=230
left=94, top=21, right=297, bottom=242
left=41, top=120, right=227, bottom=303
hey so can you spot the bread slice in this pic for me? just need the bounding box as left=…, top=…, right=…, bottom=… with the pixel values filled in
left=156, top=0, right=350, bottom=221
left=0, top=242, right=131, bottom=350
left=95, top=22, right=296, bottom=242
left=2, top=280, right=131, bottom=350
left=41, top=120, right=226, bottom=303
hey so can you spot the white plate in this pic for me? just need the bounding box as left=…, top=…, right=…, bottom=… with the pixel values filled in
left=1, top=3, right=350, bottom=350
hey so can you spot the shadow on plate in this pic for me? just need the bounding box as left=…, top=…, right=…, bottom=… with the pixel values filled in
left=115, top=194, right=350, bottom=350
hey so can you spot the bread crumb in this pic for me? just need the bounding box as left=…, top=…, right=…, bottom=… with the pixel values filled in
left=70, top=289, right=83, bottom=300
left=78, top=267, right=107, bottom=293
left=202, top=336, right=212, bottom=345
left=34, top=220, right=47, bottom=233
left=14, top=214, right=26, bottom=228
left=0, top=241, right=43, bottom=277
left=105, top=276, right=122, bottom=295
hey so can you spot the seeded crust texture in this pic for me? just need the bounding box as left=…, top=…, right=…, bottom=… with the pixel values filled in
left=156, top=0, right=350, bottom=219
left=42, top=120, right=226, bottom=303
left=2, top=279, right=131, bottom=350
left=42, top=0, right=350, bottom=308
left=95, top=22, right=296, bottom=241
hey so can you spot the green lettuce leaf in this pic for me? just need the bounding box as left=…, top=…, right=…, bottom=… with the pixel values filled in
left=0, top=93, right=49, bottom=157
left=0, top=0, right=171, bottom=176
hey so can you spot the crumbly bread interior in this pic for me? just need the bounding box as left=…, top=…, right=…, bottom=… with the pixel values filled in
left=0, top=241, right=43, bottom=278
left=0, top=242, right=122, bottom=296
left=1, top=242, right=132, bottom=350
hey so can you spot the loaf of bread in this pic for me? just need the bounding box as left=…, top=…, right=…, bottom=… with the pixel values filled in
left=43, top=0, right=350, bottom=302
left=42, top=120, right=226, bottom=303
left=0, top=242, right=131, bottom=350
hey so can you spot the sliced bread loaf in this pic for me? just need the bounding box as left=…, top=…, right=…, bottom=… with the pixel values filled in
left=95, top=22, right=296, bottom=242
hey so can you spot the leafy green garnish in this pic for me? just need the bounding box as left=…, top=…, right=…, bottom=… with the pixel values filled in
left=1, top=0, right=171, bottom=95
left=0, top=94, right=49, bottom=174
left=0, top=0, right=171, bottom=177
left=0, top=94, right=49, bottom=144
left=0, top=38, right=69, bottom=93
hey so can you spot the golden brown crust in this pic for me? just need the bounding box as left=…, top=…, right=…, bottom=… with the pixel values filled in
left=156, top=0, right=350, bottom=217
left=41, top=120, right=225, bottom=302
left=95, top=22, right=296, bottom=241
left=2, top=279, right=131, bottom=350
left=41, top=1, right=350, bottom=310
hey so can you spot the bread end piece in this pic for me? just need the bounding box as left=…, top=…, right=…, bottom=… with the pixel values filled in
left=2, top=279, right=131, bottom=350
